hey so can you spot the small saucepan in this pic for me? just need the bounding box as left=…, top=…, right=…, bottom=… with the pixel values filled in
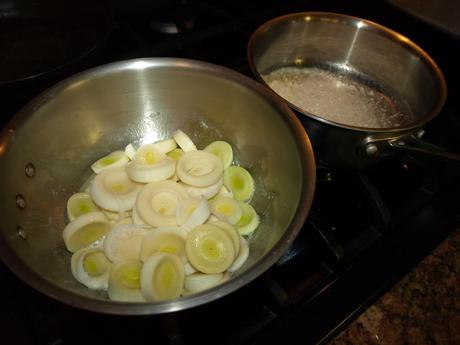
left=248, top=12, right=460, bottom=168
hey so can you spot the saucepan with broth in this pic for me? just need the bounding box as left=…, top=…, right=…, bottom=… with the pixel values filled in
left=248, top=12, right=460, bottom=168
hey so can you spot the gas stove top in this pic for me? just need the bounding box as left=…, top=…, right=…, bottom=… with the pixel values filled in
left=1, top=1, right=460, bottom=344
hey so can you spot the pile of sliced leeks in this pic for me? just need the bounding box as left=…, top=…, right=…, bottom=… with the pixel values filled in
left=63, top=130, right=259, bottom=302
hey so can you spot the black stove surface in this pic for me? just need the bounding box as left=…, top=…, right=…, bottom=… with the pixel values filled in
left=1, top=1, right=460, bottom=345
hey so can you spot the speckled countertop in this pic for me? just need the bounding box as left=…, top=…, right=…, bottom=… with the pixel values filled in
left=328, top=228, right=460, bottom=345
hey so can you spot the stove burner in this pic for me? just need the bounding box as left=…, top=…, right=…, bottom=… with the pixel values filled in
left=149, top=4, right=195, bottom=34
left=148, top=2, right=234, bottom=35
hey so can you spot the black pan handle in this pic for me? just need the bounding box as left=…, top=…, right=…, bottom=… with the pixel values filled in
left=387, top=133, right=460, bottom=161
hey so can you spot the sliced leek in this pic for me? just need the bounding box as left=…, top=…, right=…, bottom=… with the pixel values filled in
left=211, top=220, right=240, bottom=256
left=153, top=138, right=177, bottom=154
left=223, top=166, right=255, bottom=201
left=67, top=193, right=99, bottom=221
left=108, top=260, right=145, bottom=302
left=125, top=143, right=137, bottom=160
left=176, top=197, right=211, bottom=232
left=206, top=214, right=220, bottom=223
left=127, top=144, right=175, bottom=183
left=63, top=211, right=111, bottom=252
left=182, top=178, right=223, bottom=199
left=140, top=227, right=187, bottom=263
left=113, top=216, right=133, bottom=226
left=103, top=224, right=150, bottom=263
left=185, top=224, right=235, bottom=274
left=135, top=180, right=189, bottom=227
left=71, top=247, right=111, bottom=290
left=176, top=198, right=201, bottom=225
left=167, top=148, right=184, bottom=161
left=216, top=185, right=233, bottom=199
left=204, top=141, right=233, bottom=169
left=177, top=150, right=223, bottom=187
left=169, top=174, right=179, bottom=182
left=184, top=262, right=197, bottom=275
left=236, top=202, right=260, bottom=235
left=62, top=128, right=263, bottom=301
left=140, top=252, right=185, bottom=301
left=132, top=205, right=148, bottom=226
left=90, top=167, right=142, bottom=212
left=210, top=196, right=242, bottom=225
left=183, top=272, right=224, bottom=294
left=91, top=150, right=129, bottom=173
left=173, top=130, right=197, bottom=152
left=102, top=209, right=131, bottom=221
left=228, top=236, right=249, bottom=273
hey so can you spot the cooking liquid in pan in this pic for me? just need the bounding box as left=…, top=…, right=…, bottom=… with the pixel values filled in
left=263, top=65, right=414, bottom=128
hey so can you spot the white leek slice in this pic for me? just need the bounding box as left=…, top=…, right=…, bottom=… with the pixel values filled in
left=132, top=205, right=148, bottom=226
left=136, top=180, right=189, bottom=227
left=223, top=166, right=255, bottom=201
left=182, top=178, right=223, bottom=199
left=91, top=150, right=129, bottom=173
left=185, top=224, right=235, bottom=274
left=236, top=202, right=260, bottom=235
left=167, top=148, right=184, bottom=161
left=184, top=262, right=197, bottom=275
left=103, top=224, right=150, bottom=263
left=140, top=252, right=185, bottom=301
left=216, top=185, right=233, bottom=198
left=176, top=198, right=201, bottom=225
left=102, top=209, right=131, bottom=221
left=211, top=220, right=241, bottom=256
left=210, top=196, right=242, bottom=225
left=125, top=143, right=137, bottom=160
left=67, top=193, right=99, bottom=221
left=169, top=174, right=179, bottom=182
left=173, top=130, right=197, bottom=152
left=183, top=272, right=224, bottom=294
left=90, top=167, right=142, bottom=212
left=113, top=216, right=133, bottom=226
left=176, top=198, right=211, bottom=232
left=228, top=236, right=249, bottom=273
left=108, top=260, right=145, bottom=302
left=153, top=138, right=177, bottom=154
left=127, top=144, right=176, bottom=183
left=220, top=272, right=230, bottom=284
left=140, top=227, right=187, bottom=263
left=206, top=215, right=220, bottom=223
left=204, top=141, right=233, bottom=169
left=177, top=150, right=223, bottom=187
left=63, top=211, right=111, bottom=252
left=71, top=247, right=111, bottom=290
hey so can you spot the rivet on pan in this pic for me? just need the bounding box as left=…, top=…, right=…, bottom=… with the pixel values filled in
left=17, top=226, right=27, bottom=240
left=365, top=143, right=379, bottom=155
left=16, top=194, right=26, bottom=209
left=25, top=163, right=36, bottom=177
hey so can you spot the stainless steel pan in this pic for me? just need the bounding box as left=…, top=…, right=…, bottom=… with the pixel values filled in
left=248, top=12, right=460, bottom=168
left=0, top=58, right=316, bottom=314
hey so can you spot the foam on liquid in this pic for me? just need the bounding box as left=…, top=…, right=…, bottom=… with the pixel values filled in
left=263, top=66, right=413, bottom=128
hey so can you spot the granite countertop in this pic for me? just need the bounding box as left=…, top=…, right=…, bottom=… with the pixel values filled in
left=328, top=227, right=460, bottom=345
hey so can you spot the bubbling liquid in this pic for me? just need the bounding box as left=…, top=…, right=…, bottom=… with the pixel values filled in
left=263, top=66, right=413, bottom=128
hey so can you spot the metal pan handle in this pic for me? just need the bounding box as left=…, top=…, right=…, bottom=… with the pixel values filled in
left=387, top=133, right=460, bottom=161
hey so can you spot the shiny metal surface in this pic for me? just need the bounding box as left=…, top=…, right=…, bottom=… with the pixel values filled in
left=0, top=58, right=316, bottom=314
left=248, top=12, right=448, bottom=168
